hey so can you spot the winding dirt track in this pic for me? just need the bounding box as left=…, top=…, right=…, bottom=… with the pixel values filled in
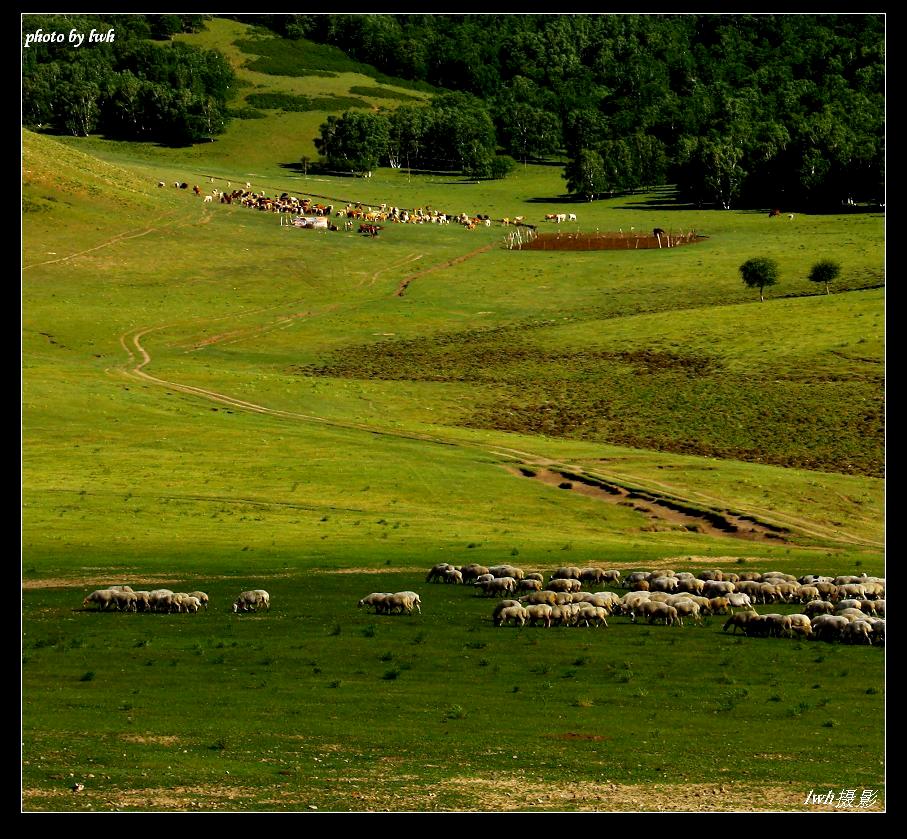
left=395, top=243, right=496, bottom=296
left=115, top=322, right=880, bottom=550
left=23, top=209, right=211, bottom=271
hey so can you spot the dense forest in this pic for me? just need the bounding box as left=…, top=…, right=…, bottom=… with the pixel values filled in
left=21, top=13, right=885, bottom=209
left=21, top=14, right=233, bottom=145
left=255, top=13, right=885, bottom=209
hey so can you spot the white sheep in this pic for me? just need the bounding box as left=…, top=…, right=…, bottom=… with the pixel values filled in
left=525, top=604, right=553, bottom=628
left=233, top=590, right=266, bottom=613
left=358, top=592, right=391, bottom=612
left=491, top=599, right=523, bottom=624
left=385, top=591, right=420, bottom=615
left=496, top=605, right=528, bottom=627
left=574, top=604, right=609, bottom=627
left=188, top=591, right=209, bottom=610
left=477, top=577, right=516, bottom=597
left=82, top=589, right=117, bottom=611
left=426, top=563, right=453, bottom=583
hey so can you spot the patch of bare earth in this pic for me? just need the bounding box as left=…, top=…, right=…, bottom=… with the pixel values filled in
left=432, top=777, right=884, bottom=812
left=22, top=776, right=884, bottom=812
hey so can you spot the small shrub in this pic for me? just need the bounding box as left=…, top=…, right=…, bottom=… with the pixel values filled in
left=328, top=624, right=341, bottom=637
left=329, top=680, right=342, bottom=689
left=362, top=625, right=376, bottom=638
left=445, top=704, right=467, bottom=720
left=209, top=738, right=228, bottom=751
left=79, top=671, right=95, bottom=682
left=572, top=697, right=594, bottom=708
left=382, top=668, right=401, bottom=681
left=379, top=651, right=394, bottom=662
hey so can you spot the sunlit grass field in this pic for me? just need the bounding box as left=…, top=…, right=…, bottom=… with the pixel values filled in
left=21, top=23, right=885, bottom=809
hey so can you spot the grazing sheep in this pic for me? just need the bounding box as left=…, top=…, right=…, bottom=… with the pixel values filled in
left=394, top=591, right=421, bottom=614
left=787, top=614, right=813, bottom=638
left=518, top=590, right=558, bottom=607
left=723, top=611, right=760, bottom=635
left=591, top=591, right=621, bottom=610
left=188, top=591, right=209, bottom=610
left=579, top=567, right=607, bottom=585
left=551, top=566, right=582, bottom=581
left=525, top=604, right=553, bottom=628
left=726, top=593, right=754, bottom=610
left=112, top=590, right=138, bottom=612
left=524, top=572, right=544, bottom=583
left=761, top=613, right=793, bottom=637
left=548, top=578, right=582, bottom=593
left=805, top=600, right=835, bottom=617
left=82, top=589, right=117, bottom=611
left=842, top=619, right=873, bottom=645
left=442, top=568, right=464, bottom=585
left=650, top=576, right=680, bottom=593
left=866, top=617, right=885, bottom=645
left=673, top=599, right=703, bottom=626
left=489, top=564, right=524, bottom=581
left=183, top=596, right=202, bottom=614
left=835, top=607, right=866, bottom=622
left=815, top=582, right=838, bottom=601
left=477, top=577, right=517, bottom=597
left=622, top=571, right=650, bottom=588
left=811, top=614, right=850, bottom=643
left=708, top=597, right=733, bottom=615
left=674, top=577, right=705, bottom=594
left=426, top=563, right=453, bottom=583
left=132, top=591, right=153, bottom=612
left=703, top=580, right=736, bottom=598
left=575, top=604, right=609, bottom=628
left=491, top=599, right=523, bottom=624
left=796, top=585, right=821, bottom=603
left=645, top=602, right=678, bottom=626
left=358, top=592, right=391, bottom=612
left=149, top=589, right=175, bottom=612
left=517, top=578, right=542, bottom=592
left=838, top=583, right=869, bottom=600
left=496, top=605, right=528, bottom=627
left=233, top=590, right=269, bottom=613
left=459, top=563, right=490, bottom=582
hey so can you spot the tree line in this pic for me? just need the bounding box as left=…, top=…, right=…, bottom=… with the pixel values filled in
left=22, top=14, right=234, bottom=145
left=264, top=13, right=883, bottom=209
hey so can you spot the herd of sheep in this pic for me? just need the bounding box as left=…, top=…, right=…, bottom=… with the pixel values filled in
left=422, top=563, right=886, bottom=645
left=80, top=585, right=270, bottom=615
left=80, top=563, right=885, bottom=647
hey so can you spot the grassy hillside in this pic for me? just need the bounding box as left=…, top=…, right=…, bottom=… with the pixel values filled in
left=21, top=18, right=885, bottom=809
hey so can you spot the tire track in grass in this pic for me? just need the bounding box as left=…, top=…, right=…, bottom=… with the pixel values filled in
left=487, top=447, right=880, bottom=549
left=23, top=208, right=212, bottom=271
left=394, top=243, right=495, bottom=297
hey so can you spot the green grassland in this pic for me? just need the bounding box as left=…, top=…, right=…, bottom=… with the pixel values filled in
left=22, top=32, right=885, bottom=811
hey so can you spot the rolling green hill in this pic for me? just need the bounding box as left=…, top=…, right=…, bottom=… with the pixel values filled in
left=22, top=17, right=885, bottom=812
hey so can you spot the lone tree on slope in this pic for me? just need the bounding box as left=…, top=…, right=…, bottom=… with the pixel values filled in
left=808, top=259, right=841, bottom=294
left=740, top=256, right=780, bottom=302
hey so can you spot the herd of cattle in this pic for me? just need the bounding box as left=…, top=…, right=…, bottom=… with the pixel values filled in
left=161, top=177, right=578, bottom=233
left=413, top=563, right=886, bottom=645
left=80, top=585, right=270, bottom=615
